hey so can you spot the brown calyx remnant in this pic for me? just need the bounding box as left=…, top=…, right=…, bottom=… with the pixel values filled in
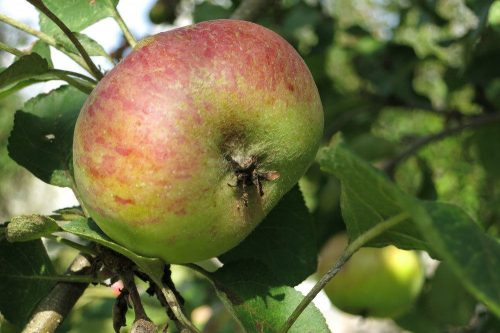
left=226, top=155, right=280, bottom=207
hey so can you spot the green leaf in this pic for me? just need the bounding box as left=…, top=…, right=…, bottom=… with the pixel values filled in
left=210, top=261, right=330, bottom=333
left=318, top=144, right=431, bottom=253
left=280, top=3, right=322, bottom=39
left=39, top=0, right=118, bottom=37
left=54, top=32, right=111, bottom=58
left=408, top=201, right=500, bottom=317
left=219, top=187, right=317, bottom=287
left=6, top=214, right=59, bottom=242
left=473, top=123, right=500, bottom=179
left=0, top=240, right=56, bottom=327
left=37, top=0, right=115, bottom=61
left=7, top=85, right=87, bottom=187
left=0, top=54, right=57, bottom=98
left=397, top=263, right=476, bottom=333
left=31, top=40, right=53, bottom=68
left=193, top=2, right=231, bottom=23
left=60, top=218, right=165, bottom=284
left=348, top=133, right=399, bottom=162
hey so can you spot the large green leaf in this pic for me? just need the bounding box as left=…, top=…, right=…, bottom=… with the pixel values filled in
left=219, top=187, right=317, bottom=287
left=473, top=123, right=500, bottom=179
left=210, top=261, right=330, bottom=333
left=193, top=2, right=231, bottom=23
left=397, top=263, right=477, bottom=333
left=410, top=201, right=500, bottom=317
left=0, top=239, right=56, bottom=328
left=39, top=0, right=118, bottom=36
left=7, top=85, right=87, bottom=187
left=318, top=144, right=430, bottom=252
left=0, top=54, right=58, bottom=99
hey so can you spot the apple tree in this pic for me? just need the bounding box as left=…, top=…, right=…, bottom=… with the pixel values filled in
left=1, top=0, right=500, bottom=332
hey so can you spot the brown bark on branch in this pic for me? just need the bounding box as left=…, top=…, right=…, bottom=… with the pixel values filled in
left=21, top=254, right=93, bottom=333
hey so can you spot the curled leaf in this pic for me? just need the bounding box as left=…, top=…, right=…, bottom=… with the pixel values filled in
left=6, top=214, right=59, bottom=242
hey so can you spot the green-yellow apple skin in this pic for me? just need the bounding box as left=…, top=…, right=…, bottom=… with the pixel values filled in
left=73, top=20, right=323, bottom=264
left=318, top=234, right=425, bottom=318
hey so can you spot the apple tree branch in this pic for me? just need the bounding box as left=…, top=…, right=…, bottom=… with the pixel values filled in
left=383, top=112, right=500, bottom=176
left=21, top=254, right=94, bottom=333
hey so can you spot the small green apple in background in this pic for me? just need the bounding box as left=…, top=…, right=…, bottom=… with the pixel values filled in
left=317, top=233, right=425, bottom=318
left=73, top=20, right=323, bottom=264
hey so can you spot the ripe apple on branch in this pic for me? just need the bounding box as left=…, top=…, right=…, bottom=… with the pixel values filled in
left=73, top=19, right=324, bottom=264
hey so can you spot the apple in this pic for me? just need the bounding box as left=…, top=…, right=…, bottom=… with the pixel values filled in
left=317, top=233, right=425, bottom=318
left=73, top=20, right=323, bottom=264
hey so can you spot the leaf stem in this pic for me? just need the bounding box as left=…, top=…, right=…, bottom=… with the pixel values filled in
left=279, top=212, right=410, bottom=333
left=48, top=235, right=98, bottom=255
left=25, top=0, right=104, bottom=80
left=0, top=12, right=56, bottom=43
left=106, top=0, right=137, bottom=48
left=7, top=273, right=99, bottom=284
left=121, top=270, right=150, bottom=321
left=46, top=71, right=93, bottom=94
left=0, top=13, right=93, bottom=74
left=0, top=41, right=27, bottom=57
left=51, top=69, right=97, bottom=84
left=158, top=285, right=201, bottom=333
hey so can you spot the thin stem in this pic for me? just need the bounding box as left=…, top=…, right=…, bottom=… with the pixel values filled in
left=48, top=235, right=97, bottom=255
left=50, top=69, right=96, bottom=94
left=48, top=71, right=93, bottom=94
left=279, top=212, right=410, bottom=333
left=106, top=0, right=137, bottom=48
left=9, top=273, right=99, bottom=284
left=159, top=286, right=201, bottom=333
left=0, top=13, right=56, bottom=43
left=52, top=69, right=97, bottom=84
left=384, top=112, right=500, bottom=175
left=26, top=0, right=104, bottom=80
left=0, top=13, right=93, bottom=73
left=121, top=270, right=149, bottom=321
left=0, top=41, right=27, bottom=57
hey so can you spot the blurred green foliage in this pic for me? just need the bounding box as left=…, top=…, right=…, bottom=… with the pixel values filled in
left=184, top=0, right=500, bottom=330
left=0, top=93, right=25, bottom=218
